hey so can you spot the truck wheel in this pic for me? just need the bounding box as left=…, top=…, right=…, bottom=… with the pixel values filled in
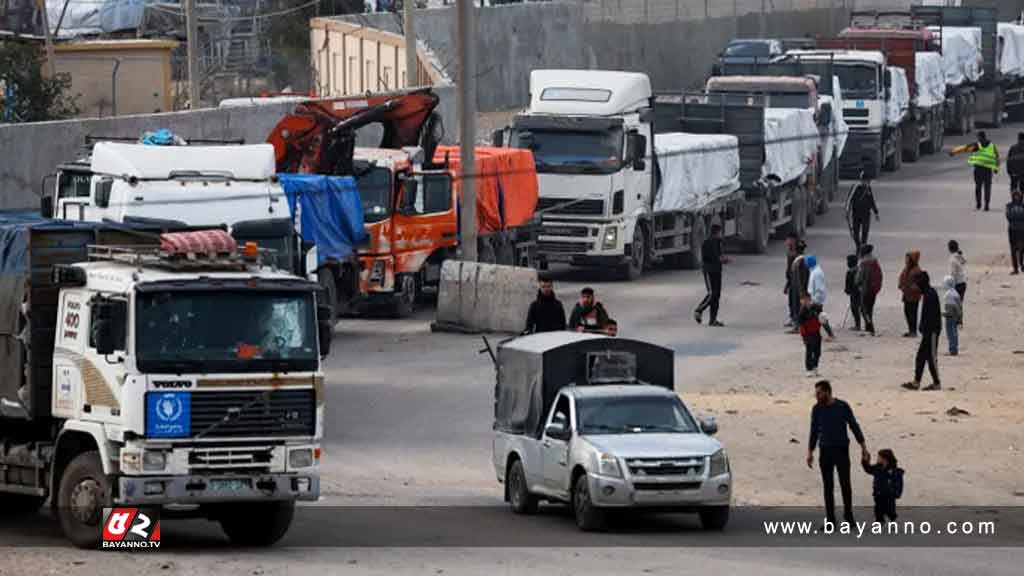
left=620, top=225, right=647, bottom=281
left=318, top=270, right=339, bottom=327
left=677, top=217, right=705, bottom=270
left=798, top=191, right=810, bottom=235
left=922, top=122, right=936, bottom=154
left=507, top=459, right=538, bottom=515
left=57, top=451, right=111, bottom=549
left=883, top=130, right=899, bottom=172
left=0, top=494, right=46, bottom=515
left=572, top=474, right=605, bottom=532
left=747, top=198, right=769, bottom=255
left=391, top=274, right=418, bottom=318
left=785, top=189, right=806, bottom=238
left=218, top=501, right=295, bottom=547
left=904, top=138, right=920, bottom=163
left=699, top=506, right=730, bottom=531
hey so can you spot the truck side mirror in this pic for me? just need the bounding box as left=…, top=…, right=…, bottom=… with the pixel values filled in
left=317, top=304, right=333, bottom=357
left=627, top=132, right=647, bottom=171
left=399, top=178, right=419, bottom=215
left=40, top=195, right=53, bottom=218
left=95, top=179, right=113, bottom=209
left=91, top=299, right=124, bottom=356
left=491, top=128, right=505, bottom=147
left=818, top=102, right=832, bottom=127
left=884, top=69, right=892, bottom=90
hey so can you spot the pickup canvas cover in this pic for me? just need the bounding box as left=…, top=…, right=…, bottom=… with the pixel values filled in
left=493, top=333, right=674, bottom=438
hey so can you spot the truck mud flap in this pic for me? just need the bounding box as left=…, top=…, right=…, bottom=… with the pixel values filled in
left=431, top=260, right=538, bottom=334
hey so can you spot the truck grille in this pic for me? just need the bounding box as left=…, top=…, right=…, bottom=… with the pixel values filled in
left=627, top=457, right=705, bottom=478
left=541, top=225, right=590, bottom=238
left=190, top=390, right=315, bottom=438
left=538, top=240, right=592, bottom=254
left=188, top=445, right=275, bottom=474
left=844, top=108, right=869, bottom=118
left=537, top=198, right=605, bottom=216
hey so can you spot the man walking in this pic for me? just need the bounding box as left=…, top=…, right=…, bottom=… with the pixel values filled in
left=694, top=223, right=727, bottom=327
left=1008, top=190, right=1024, bottom=275
left=847, top=173, right=880, bottom=250
left=951, top=131, right=1000, bottom=211
left=1008, top=132, right=1024, bottom=194
left=856, top=244, right=883, bottom=335
left=524, top=276, right=566, bottom=334
left=807, top=380, right=869, bottom=526
left=902, top=271, right=942, bottom=391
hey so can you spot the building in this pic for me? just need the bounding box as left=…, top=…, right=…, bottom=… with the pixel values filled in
left=51, top=39, right=178, bottom=117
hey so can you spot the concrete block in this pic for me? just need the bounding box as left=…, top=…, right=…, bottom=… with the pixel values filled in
left=433, top=259, right=538, bottom=334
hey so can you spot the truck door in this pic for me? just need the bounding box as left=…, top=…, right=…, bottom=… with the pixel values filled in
left=541, top=394, right=573, bottom=495
left=391, top=172, right=456, bottom=278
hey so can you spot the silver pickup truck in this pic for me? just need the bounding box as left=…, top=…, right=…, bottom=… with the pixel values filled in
left=491, top=332, right=731, bottom=531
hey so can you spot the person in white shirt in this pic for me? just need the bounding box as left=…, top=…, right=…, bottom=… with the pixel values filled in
left=807, top=256, right=835, bottom=340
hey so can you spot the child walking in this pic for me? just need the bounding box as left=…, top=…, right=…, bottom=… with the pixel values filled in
left=799, top=294, right=823, bottom=375
left=844, top=254, right=863, bottom=331
left=943, top=276, right=963, bottom=356
left=861, top=449, right=904, bottom=523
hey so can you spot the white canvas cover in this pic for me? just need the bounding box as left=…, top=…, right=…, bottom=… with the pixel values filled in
left=998, top=23, right=1024, bottom=79
left=930, top=26, right=983, bottom=85
left=762, top=108, right=818, bottom=185
left=90, top=142, right=276, bottom=181
left=914, top=52, right=947, bottom=108
left=653, top=133, right=740, bottom=213
left=886, top=66, right=911, bottom=126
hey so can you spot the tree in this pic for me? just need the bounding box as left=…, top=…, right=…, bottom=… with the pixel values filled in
left=0, top=41, right=79, bottom=123
left=264, top=0, right=365, bottom=93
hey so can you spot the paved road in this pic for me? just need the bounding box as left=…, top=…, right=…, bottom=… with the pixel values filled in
left=3, top=128, right=1023, bottom=573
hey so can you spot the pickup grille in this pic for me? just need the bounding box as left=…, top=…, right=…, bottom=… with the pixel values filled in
left=632, top=481, right=702, bottom=491
left=627, top=457, right=705, bottom=478
left=537, top=198, right=605, bottom=216
left=189, top=390, right=315, bottom=438
left=538, top=240, right=592, bottom=254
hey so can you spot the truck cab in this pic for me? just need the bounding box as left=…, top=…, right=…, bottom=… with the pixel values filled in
left=492, top=333, right=731, bottom=531
left=506, top=70, right=653, bottom=279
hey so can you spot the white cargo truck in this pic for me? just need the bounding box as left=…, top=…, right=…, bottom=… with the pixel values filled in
left=0, top=223, right=331, bottom=548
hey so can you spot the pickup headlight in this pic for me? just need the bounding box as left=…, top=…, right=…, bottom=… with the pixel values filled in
left=597, top=453, right=622, bottom=478
left=602, top=226, right=618, bottom=249
left=708, top=449, right=729, bottom=478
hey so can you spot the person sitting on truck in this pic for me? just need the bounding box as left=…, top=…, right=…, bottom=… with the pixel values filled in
left=848, top=174, right=879, bottom=250
left=569, top=287, right=610, bottom=333
left=604, top=318, right=618, bottom=337
left=694, top=223, right=728, bottom=328
left=951, top=131, right=1000, bottom=212
left=524, top=276, right=567, bottom=334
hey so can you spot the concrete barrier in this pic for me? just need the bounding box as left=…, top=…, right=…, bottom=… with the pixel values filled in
left=432, top=260, right=537, bottom=334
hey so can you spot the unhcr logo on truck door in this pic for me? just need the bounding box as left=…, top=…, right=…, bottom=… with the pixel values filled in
left=145, top=392, right=191, bottom=438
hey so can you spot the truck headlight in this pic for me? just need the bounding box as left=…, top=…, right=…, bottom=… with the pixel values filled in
left=289, top=447, right=315, bottom=470
left=602, top=226, right=618, bottom=249
left=708, top=449, right=729, bottom=478
left=142, top=451, right=167, bottom=472
left=597, top=453, right=622, bottom=478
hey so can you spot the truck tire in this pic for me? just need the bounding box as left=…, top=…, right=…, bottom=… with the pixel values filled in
left=318, top=270, right=339, bottom=327
left=0, top=494, right=46, bottom=515
left=699, top=506, right=730, bottom=531
left=57, top=450, right=111, bottom=549
left=785, top=189, right=806, bottom=237
left=218, top=501, right=295, bottom=547
left=572, top=474, right=606, bottom=532
left=619, top=224, right=647, bottom=281
left=922, top=117, right=938, bottom=155
left=883, top=130, right=900, bottom=172
left=798, top=191, right=811, bottom=235
left=904, top=137, right=920, bottom=163
left=391, top=273, right=418, bottom=318
left=745, top=198, right=770, bottom=255
left=507, top=459, right=538, bottom=515
left=677, top=217, right=705, bottom=271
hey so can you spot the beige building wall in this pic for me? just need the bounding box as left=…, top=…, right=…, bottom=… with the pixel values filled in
left=52, top=39, right=178, bottom=119
left=310, top=18, right=445, bottom=98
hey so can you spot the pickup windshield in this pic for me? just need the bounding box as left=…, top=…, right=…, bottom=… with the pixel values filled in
left=518, top=128, right=623, bottom=175
left=136, top=290, right=317, bottom=374
left=835, top=64, right=878, bottom=98
left=357, top=166, right=393, bottom=223
left=576, top=395, right=698, bottom=435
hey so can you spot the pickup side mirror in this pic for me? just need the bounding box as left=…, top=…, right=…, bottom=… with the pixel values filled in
left=700, top=416, right=719, bottom=436
left=626, top=131, right=647, bottom=171
left=545, top=412, right=570, bottom=440
left=40, top=195, right=53, bottom=219
left=95, top=179, right=113, bottom=209
left=91, top=299, right=124, bottom=356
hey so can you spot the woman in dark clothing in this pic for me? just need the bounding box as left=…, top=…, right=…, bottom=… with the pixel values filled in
left=897, top=251, right=922, bottom=337
left=861, top=449, right=904, bottom=523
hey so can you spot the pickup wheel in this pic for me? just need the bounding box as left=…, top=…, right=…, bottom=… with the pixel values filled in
left=572, top=474, right=606, bottom=532
left=0, top=494, right=46, bottom=515
left=507, top=459, right=538, bottom=515
left=699, top=505, right=730, bottom=531
left=57, top=450, right=111, bottom=549
left=218, top=501, right=295, bottom=547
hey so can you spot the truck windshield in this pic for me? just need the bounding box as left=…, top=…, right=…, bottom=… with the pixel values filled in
left=724, top=41, right=774, bottom=57
left=357, top=167, right=392, bottom=223
left=519, top=128, right=623, bottom=174
left=136, top=290, right=318, bottom=374
left=835, top=65, right=878, bottom=98
left=576, top=395, right=698, bottom=435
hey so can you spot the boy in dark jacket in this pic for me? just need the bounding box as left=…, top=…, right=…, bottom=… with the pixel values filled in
left=524, top=277, right=566, bottom=334
left=568, top=287, right=610, bottom=333
left=902, top=271, right=942, bottom=391
left=844, top=254, right=862, bottom=331
left=799, top=294, right=823, bottom=374
left=862, top=449, right=904, bottom=523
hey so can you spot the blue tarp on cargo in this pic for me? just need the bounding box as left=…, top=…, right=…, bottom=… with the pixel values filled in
left=278, top=174, right=366, bottom=267
left=0, top=212, right=109, bottom=276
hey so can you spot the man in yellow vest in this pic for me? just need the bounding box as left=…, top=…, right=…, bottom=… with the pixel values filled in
left=951, top=131, right=1000, bottom=211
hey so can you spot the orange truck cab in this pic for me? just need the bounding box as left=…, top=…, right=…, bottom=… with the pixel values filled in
left=355, top=145, right=539, bottom=316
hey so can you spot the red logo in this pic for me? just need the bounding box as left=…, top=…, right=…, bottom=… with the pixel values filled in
left=101, top=508, right=161, bottom=549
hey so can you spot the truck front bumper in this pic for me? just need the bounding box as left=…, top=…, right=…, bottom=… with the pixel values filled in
left=117, top=472, right=320, bottom=505
left=586, top=472, right=732, bottom=509
left=537, top=220, right=626, bottom=264
left=838, top=131, right=882, bottom=175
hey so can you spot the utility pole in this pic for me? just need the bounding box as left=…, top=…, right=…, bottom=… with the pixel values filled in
left=185, top=0, right=201, bottom=109
left=404, top=0, right=417, bottom=88
left=456, top=0, right=477, bottom=262
left=35, top=0, right=56, bottom=78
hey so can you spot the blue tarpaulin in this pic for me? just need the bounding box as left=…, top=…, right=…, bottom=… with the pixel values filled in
left=278, top=174, right=366, bottom=267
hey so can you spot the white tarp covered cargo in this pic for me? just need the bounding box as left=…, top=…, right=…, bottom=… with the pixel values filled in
left=886, top=66, right=911, bottom=126
left=821, top=75, right=849, bottom=168
left=914, top=52, right=947, bottom=108
left=762, top=108, right=818, bottom=185
left=998, top=23, right=1024, bottom=78
left=930, top=26, right=983, bottom=85
left=653, top=133, right=740, bottom=213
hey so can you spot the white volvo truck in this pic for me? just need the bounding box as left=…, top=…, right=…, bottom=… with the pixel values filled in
left=0, top=223, right=330, bottom=548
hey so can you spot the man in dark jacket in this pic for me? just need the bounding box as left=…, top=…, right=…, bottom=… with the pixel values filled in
left=524, top=277, right=566, bottom=334
left=1007, top=190, right=1024, bottom=274
left=902, top=271, right=942, bottom=391
left=1008, top=132, right=1024, bottom=194
left=694, top=223, right=728, bottom=327
left=847, top=174, right=879, bottom=250
left=787, top=239, right=810, bottom=333
left=568, top=287, right=609, bottom=333
left=807, top=380, right=869, bottom=525
left=784, top=233, right=801, bottom=328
